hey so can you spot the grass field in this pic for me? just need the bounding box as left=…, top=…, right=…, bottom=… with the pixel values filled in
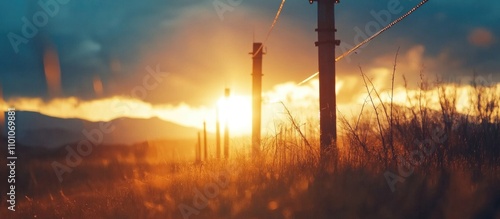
left=0, top=153, right=498, bottom=219
left=1, top=75, right=500, bottom=219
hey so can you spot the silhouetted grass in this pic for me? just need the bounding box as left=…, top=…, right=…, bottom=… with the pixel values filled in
left=1, top=70, right=499, bottom=219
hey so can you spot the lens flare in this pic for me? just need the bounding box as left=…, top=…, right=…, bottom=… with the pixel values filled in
left=43, top=46, right=62, bottom=97
left=93, top=75, right=104, bottom=97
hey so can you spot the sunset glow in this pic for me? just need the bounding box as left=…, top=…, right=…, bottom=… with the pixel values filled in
left=217, top=94, right=252, bottom=135
left=2, top=78, right=498, bottom=138
left=1, top=1, right=499, bottom=217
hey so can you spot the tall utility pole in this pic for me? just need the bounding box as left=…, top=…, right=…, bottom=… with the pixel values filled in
left=312, top=0, right=339, bottom=160
left=224, top=88, right=230, bottom=159
left=251, top=42, right=264, bottom=157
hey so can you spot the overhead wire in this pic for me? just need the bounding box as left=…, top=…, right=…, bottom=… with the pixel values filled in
left=298, top=0, right=429, bottom=85
left=335, top=0, right=429, bottom=62
left=253, top=0, right=286, bottom=57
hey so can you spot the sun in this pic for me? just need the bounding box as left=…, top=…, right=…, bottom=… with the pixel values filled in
left=216, top=94, right=252, bottom=136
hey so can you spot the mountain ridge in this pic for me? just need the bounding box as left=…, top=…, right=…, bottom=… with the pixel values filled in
left=2, top=111, right=200, bottom=148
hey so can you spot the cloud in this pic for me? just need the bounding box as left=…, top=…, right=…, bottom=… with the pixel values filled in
left=0, top=96, right=199, bottom=127
left=1, top=0, right=500, bottom=108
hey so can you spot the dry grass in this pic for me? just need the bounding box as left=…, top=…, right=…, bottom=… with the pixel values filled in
left=1, top=151, right=498, bottom=219
left=1, top=64, right=500, bottom=218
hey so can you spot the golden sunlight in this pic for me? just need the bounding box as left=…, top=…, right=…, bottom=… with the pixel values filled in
left=217, top=94, right=252, bottom=136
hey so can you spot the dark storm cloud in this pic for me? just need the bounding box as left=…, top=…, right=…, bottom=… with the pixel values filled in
left=334, top=1, right=500, bottom=79
left=0, top=0, right=190, bottom=100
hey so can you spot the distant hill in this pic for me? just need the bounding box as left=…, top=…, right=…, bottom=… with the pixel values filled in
left=3, top=111, right=200, bottom=148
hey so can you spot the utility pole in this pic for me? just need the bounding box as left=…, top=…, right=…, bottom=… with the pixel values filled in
left=224, top=88, right=230, bottom=159
left=216, top=107, right=221, bottom=159
left=196, top=132, right=201, bottom=163
left=251, top=42, right=264, bottom=157
left=203, top=121, right=208, bottom=160
left=311, top=0, right=339, bottom=160
left=0, top=86, right=3, bottom=136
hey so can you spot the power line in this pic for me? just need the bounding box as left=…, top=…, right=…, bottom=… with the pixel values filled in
left=253, top=0, right=286, bottom=57
left=298, top=0, right=429, bottom=85
left=248, top=1, right=286, bottom=157
left=335, top=0, right=429, bottom=62
left=298, top=71, right=319, bottom=85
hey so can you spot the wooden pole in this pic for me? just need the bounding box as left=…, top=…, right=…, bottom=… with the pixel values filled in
left=203, top=121, right=208, bottom=161
left=216, top=107, right=221, bottom=159
left=224, top=88, right=230, bottom=159
left=196, top=132, right=201, bottom=163
left=315, top=0, right=339, bottom=161
left=251, top=42, right=263, bottom=157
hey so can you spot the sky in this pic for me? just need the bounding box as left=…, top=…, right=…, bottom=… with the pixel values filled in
left=0, top=0, right=499, bottom=135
